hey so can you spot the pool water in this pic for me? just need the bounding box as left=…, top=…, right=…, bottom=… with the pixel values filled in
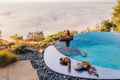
left=67, top=32, right=120, bottom=70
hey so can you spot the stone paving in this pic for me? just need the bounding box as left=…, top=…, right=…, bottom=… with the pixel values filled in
left=0, top=61, right=39, bottom=80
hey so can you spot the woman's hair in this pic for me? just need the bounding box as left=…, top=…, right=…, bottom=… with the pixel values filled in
left=59, top=58, right=63, bottom=61
left=66, top=30, right=70, bottom=36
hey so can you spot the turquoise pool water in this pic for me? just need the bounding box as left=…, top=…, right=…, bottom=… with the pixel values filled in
left=68, top=32, right=120, bottom=70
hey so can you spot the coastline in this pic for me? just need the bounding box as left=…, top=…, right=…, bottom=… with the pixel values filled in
left=1, top=25, right=99, bottom=39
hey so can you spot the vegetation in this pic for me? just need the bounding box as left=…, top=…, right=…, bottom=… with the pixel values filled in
left=3, top=31, right=77, bottom=55
left=112, top=0, right=120, bottom=31
left=100, top=20, right=116, bottom=32
left=30, top=32, right=63, bottom=49
left=27, top=32, right=45, bottom=41
left=31, top=31, right=77, bottom=49
left=0, top=39, right=8, bottom=46
left=0, top=30, right=2, bottom=37
left=10, top=33, right=23, bottom=40
left=12, top=44, right=28, bottom=54
left=0, top=50, right=17, bottom=67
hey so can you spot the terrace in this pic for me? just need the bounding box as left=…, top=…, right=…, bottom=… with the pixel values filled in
left=1, top=31, right=120, bottom=80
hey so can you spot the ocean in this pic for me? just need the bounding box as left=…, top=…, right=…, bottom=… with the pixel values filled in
left=0, top=2, right=116, bottom=37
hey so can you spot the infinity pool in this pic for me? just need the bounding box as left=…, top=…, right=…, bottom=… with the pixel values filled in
left=64, top=32, right=120, bottom=70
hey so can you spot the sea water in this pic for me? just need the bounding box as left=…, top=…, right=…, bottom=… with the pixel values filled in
left=0, top=2, right=115, bottom=37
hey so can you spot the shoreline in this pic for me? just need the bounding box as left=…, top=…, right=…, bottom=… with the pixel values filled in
left=1, top=25, right=100, bottom=39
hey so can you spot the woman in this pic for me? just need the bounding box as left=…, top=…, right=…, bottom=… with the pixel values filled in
left=59, top=57, right=71, bottom=73
left=75, top=61, right=99, bottom=77
left=60, top=30, right=73, bottom=47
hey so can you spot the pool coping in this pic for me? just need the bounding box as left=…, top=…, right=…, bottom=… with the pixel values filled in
left=44, top=45, right=120, bottom=79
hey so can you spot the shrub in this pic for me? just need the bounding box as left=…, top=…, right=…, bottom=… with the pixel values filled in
left=0, top=50, right=17, bottom=67
left=12, top=45, right=27, bottom=54
left=100, top=20, right=116, bottom=32
left=0, top=39, right=8, bottom=46
left=29, top=31, right=77, bottom=49
left=10, top=33, right=23, bottom=40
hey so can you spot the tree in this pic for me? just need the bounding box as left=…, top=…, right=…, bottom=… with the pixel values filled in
left=100, top=20, right=116, bottom=32
left=112, top=0, right=120, bottom=31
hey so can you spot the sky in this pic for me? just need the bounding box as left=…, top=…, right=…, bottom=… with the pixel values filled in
left=0, top=0, right=116, bottom=3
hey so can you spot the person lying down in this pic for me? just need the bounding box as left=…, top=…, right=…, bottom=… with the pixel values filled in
left=75, top=61, right=99, bottom=77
